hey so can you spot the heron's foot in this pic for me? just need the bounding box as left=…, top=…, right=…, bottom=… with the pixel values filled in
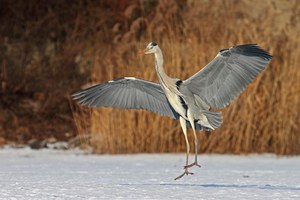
left=184, top=162, right=201, bottom=169
left=174, top=169, right=194, bottom=180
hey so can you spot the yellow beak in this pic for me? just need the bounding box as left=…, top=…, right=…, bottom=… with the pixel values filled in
left=138, top=48, right=147, bottom=55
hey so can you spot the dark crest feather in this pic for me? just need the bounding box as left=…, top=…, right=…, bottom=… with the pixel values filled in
left=150, top=42, right=157, bottom=46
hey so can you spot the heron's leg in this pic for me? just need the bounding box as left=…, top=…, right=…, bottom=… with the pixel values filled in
left=174, top=169, right=194, bottom=180
left=185, top=111, right=201, bottom=169
left=174, top=117, right=193, bottom=180
left=179, top=116, right=190, bottom=166
left=184, top=128, right=201, bottom=169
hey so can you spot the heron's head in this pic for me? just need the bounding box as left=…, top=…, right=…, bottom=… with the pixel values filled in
left=139, top=42, right=159, bottom=55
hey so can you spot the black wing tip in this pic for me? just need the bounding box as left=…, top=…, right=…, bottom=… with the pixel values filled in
left=234, top=44, right=272, bottom=61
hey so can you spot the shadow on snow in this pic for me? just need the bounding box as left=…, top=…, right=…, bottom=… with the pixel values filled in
left=119, top=183, right=300, bottom=191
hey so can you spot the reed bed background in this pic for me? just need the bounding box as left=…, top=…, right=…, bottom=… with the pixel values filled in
left=1, top=0, right=300, bottom=154
left=85, top=0, right=300, bottom=154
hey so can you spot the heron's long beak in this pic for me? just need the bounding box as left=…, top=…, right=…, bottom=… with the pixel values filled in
left=138, top=48, right=147, bottom=55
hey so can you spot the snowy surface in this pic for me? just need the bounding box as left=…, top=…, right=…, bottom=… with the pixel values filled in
left=0, top=147, right=299, bottom=200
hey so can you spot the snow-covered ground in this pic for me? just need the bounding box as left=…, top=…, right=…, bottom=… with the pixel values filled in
left=0, top=147, right=299, bottom=200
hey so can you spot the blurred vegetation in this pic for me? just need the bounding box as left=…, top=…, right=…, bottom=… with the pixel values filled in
left=1, top=0, right=300, bottom=154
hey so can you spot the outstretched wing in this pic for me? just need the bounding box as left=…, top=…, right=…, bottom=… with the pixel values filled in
left=183, top=44, right=272, bottom=109
left=72, top=77, right=179, bottom=119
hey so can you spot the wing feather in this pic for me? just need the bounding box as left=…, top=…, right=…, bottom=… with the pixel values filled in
left=183, top=44, right=272, bottom=109
left=72, top=77, right=179, bottom=119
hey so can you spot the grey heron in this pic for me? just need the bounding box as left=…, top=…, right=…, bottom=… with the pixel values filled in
left=72, top=42, right=272, bottom=180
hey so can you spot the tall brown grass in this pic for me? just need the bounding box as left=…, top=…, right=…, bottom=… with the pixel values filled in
left=72, top=0, right=300, bottom=154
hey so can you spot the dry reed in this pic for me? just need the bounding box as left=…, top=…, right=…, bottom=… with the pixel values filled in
left=72, top=0, right=300, bottom=154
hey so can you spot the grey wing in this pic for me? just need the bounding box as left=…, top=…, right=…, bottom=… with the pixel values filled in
left=72, top=77, right=179, bottom=119
left=183, top=44, right=272, bottom=109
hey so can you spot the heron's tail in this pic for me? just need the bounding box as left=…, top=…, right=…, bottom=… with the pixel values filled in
left=186, top=111, right=223, bottom=131
left=199, top=110, right=223, bottom=130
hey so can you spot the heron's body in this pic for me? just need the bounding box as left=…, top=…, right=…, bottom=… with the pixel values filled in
left=153, top=45, right=219, bottom=131
left=73, top=42, right=272, bottom=180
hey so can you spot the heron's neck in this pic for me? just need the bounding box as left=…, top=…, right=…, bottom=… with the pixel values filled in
left=154, top=48, right=180, bottom=95
left=154, top=48, right=171, bottom=83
